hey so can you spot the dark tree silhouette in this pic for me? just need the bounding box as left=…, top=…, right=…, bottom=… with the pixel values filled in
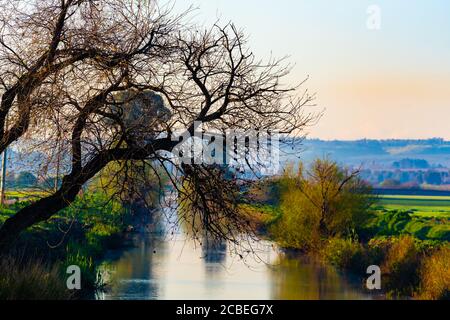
left=0, top=0, right=315, bottom=251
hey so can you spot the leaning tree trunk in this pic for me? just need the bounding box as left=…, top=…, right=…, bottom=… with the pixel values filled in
left=0, top=186, right=80, bottom=254
left=0, top=144, right=162, bottom=253
left=0, top=146, right=121, bottom=253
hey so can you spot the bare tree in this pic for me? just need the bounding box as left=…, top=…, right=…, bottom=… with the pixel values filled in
left=0, top=0, right=316, bottom=252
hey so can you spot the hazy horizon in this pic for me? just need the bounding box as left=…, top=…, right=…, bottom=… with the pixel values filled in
left=302, top=137, right=450, bottom=142
left=173, top=0, right=450, bottom=140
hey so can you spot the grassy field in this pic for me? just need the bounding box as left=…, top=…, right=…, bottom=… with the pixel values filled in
left=377, top=195, right=450, bottom=218
left=5, top=189, right=49, bottom=200
left=368, top=194, right=450, bottom=242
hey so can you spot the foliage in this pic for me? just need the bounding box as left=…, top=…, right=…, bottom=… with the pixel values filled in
left=321, top=238, right=365, bottom=272
left=59, top=192, right=124, bottom=232
left=271, top=186, right=321, bottom=250
left=0, top=256, right=72, bottom=300
left=0, top=191, right=128, bottom=299
left=270, top=159, right=374, bottom=250
left=380, top=236, right=421, bottom=297
left=91, top=161, right=166, bottom=208
left=364, top=209, right=450, bottom=241
left=63, top=248, right=103, bottom=297
left=321, top=235, right=448, bottom=299
left=417, top=246, right=450, bottom=300
left=178, top=165, right=253, bottom=243
left=239, top=203, right=281, bottom=230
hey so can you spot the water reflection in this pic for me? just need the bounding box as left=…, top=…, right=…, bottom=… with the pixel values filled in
left=202, top=236, right=227, bottom=278
left=97, top=203, right=378, bottom=300
left=98, top=235, right=165, bottom=299
left=269, top=252, right=372, bottom=300
left=99, top=229, right=377, bottom=300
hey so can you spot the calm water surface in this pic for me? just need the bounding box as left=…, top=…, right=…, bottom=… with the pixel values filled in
left=97, top=213, right=381, bottom=300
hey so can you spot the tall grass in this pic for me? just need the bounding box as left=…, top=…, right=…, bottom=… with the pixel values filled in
left=0, top=256, right=72, bottom=300
left=381, top=236, right=421, bottom=297
left=417, top=246, right=450, bottom=300
left=321, top=235, right=449, bottom=299
left=64, top=244, right=104, bottom=295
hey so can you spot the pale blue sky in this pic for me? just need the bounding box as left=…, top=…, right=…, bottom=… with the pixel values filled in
left=172, top=1, right=450, bottom=139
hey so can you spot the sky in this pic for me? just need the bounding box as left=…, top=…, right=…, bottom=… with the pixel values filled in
left=171, top=0, right=450, bottom=140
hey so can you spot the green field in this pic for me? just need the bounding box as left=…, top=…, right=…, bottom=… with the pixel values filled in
left=377, top=195, right=450, bottom=218
left=4, top=189, right=48, bottom=200
left=367, top=194, right=450, bottom=242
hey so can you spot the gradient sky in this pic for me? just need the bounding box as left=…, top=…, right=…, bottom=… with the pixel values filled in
left=172, top=0, right=450, bottom=140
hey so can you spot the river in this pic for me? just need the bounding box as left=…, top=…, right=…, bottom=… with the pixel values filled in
left=97, top=207, right=382, bottom=300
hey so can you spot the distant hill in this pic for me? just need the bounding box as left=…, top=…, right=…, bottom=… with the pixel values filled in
left=280, top=138, right=450, bottom=189
left=281, top=138, right=450, bottom=167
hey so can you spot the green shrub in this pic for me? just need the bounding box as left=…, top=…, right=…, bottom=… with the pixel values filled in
left=365, top=209, right=450, bottom=241
left=321, top=238, right=366, bottom=273
left=238, top=203, right=281, bottom=232
left=366, top=237, right=391, bottom=266
left=270, top=187, right=321, bottom=250
left=426, top=225, right=450, bottom=242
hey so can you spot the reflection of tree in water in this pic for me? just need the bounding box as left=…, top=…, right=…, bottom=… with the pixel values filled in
left=102, top=206, right=168, bottom=299
left=202, top=235, right=227, bottom=263
left=269, top=252, right=370, bottom=300
left=201, top=234, right=227, bottom=276
left=102, top=235, right=166, bottom=299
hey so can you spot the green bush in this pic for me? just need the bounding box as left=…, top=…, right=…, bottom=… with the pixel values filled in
left=270, top=186, right=321, bottom=250
left=321, top=238, right=366, bottom=273
left=63, top=247, right=103, bottom=297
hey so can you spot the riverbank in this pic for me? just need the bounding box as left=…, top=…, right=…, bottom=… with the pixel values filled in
left=0, top=192, right=145, bottom=299
left=241, top=163, right=450, bottom=300
left=242, top=202, right=449, bottom=299
left=1, top=168, right=448, bottom=300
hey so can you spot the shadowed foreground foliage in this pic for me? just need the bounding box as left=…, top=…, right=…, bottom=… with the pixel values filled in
left=0, top=256, right=73, bottom=300
left=0, top=191, right=129, bottom=299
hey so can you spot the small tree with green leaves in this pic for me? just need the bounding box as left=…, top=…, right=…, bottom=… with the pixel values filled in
left=272, top=159, right=374, bottom=250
